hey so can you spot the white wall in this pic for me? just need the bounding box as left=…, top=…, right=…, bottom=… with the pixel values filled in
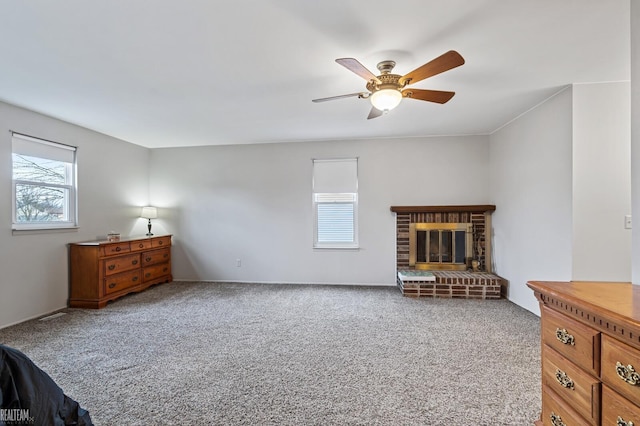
left=490, top=88, right=574, bottom=314
left=572, top=82, right=631, bottom=281
left=150, top=136, right=491, bottom=285
left=632, top=1, right=640, bottom=284
left=490, top=82, right=632, bottom=315
left=0, top=101, right=151, bottom=328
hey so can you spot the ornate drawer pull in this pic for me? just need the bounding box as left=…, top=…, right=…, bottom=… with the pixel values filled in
left=555, top=328, right=575, bottom=345
left=158, top=241, right=163, bottom=245
left=163, top=253, right=168, bottom=258
left=145, top=257, right=152, bottom=262
left=138, top=243, right=144, bottom=248
left=616, top=362, right=640, bottom=386
left=115, top=247, right=121, bottom=252
left=108, top=283, right=116, bottom=289
left=132, top=276, right=138, bottom=282
left=555, top=369, right=574, bottom=390
left=108, top=265, right=116, bottom=271
left=618, top=416, right=635, bottom=426
left=550, top=412, right=566, bottom=426
left=145, top=273, right=151, bottom=278
left=132, top=260, right=138, bottom=265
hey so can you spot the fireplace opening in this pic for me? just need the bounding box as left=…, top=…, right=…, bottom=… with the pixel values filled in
left=409, top=223, right=472, bottom=270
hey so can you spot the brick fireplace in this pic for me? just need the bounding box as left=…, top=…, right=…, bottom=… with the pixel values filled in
left=391, top=205, right=506, bottom=299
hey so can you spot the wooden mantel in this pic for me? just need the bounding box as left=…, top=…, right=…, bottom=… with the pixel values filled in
left=390, top=205, right=496, bottom=214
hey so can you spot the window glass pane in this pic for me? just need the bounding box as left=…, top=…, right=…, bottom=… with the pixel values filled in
left=12, top=154, right=69, bottom=185
left=15, top=183, right=68, bottom=223
left=317, top=203, right=354, bottom=243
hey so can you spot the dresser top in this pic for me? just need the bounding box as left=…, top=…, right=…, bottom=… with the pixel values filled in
left=71, top=234, right=172, bottom=246
left=528, top=280, right=640, bottom=345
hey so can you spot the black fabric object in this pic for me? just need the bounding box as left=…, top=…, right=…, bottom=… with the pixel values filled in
left=0, top=344, right=92, bottom=426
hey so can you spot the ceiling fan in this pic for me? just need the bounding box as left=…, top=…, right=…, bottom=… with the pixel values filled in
left=312, top=50, right=465, bottom=119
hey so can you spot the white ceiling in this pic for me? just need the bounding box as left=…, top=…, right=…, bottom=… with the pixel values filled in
left=0, top=0, right=630, bottom=148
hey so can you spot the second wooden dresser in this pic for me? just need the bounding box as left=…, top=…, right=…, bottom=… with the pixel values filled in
left=528, top=280, right=640, bottom=426
left=70, top=235, right=172, bottom=308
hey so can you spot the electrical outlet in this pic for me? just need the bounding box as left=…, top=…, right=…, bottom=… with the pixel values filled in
left=625, top=215, right=632, bottom=229
left=236, top=259, right=241, bottom=267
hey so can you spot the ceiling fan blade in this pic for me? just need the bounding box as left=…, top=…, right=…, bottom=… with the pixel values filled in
left=399, top=51, right=465, bottom=86
left=402, top=88, right=456, bottom=104
left=367, top=106, right=383, bottom=120
left=336, top=58, right=381, bottom=83
left=312, top=92, right=367, bottom=103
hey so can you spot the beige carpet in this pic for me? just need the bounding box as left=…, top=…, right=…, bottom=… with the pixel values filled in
left=0, top=282, right=541, bottom=425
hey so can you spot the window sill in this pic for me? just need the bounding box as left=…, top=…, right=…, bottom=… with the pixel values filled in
left=12, top=226, right=79, bottom=236
left=313, top=245, right=360, bottom=251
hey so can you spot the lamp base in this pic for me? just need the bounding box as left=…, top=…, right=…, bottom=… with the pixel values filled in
left=146, top=219, right=153, bottom=236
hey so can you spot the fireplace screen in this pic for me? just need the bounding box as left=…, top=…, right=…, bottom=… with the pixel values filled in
left=409, top=223, right=472, bottom=270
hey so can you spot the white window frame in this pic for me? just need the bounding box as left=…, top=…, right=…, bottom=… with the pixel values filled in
left=11, top=132, right=78, bottom=231
left=312, top=158, right=359, bottom=249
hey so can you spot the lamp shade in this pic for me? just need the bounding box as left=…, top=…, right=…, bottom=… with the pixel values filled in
left=140, top=206, right=157, bottom=219
left=370, top=89, right=402, bottom=111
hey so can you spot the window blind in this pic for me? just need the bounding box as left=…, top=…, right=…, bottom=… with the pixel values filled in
left=12, top=133, right=76, bottom=163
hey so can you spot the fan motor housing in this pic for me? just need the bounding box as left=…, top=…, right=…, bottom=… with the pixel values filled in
left=367, top=74, right=403, bottom=93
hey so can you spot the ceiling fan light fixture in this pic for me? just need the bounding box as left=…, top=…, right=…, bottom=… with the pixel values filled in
left=370, top=89, right=402, bottom=112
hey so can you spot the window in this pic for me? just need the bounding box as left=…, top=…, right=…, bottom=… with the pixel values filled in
left=312, top=158, right=358, bottom=248
left=12, top=133, right=77, bottom=230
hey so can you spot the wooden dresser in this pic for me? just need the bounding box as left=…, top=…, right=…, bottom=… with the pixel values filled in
left=70, top=235, right=172, bottom=308
left=528, top=281, right=640, bottom=426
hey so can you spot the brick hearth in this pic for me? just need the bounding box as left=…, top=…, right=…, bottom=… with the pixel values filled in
left=397, top=270, right=505, bottom=299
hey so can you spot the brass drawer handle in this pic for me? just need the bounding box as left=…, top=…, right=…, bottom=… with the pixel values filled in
left=618, top=416, right=635, bottom=426
left=138, top=243, right=144, bottom=248
left=132, top=260, right=138, bottom=265
left=616, top=362, right=640, bottom=386
left=108, top=265, right=116, bottom=271
left=555, top=369, right=574, bottom=390
left=145, top=257, right=152, bottom=262
left=550, top=412, right=566, bottom=426
left=132, top=276, right=139, bottom=282
left=108, top=283, right=116, bottom=289
left=158, top=240, right=163, bottom=245
left=145, top=273, right=151, bottom=278
left=115, top=247, right=121, bottom=252
left=555, top=328, right=575, bottom=345
left=163, top=253, right=168, bottom=258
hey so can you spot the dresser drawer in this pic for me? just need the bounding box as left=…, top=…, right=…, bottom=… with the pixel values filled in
left=142, top=248, right=170, bottom=266
left=130, top=239, right=152, bottom=252
left=602, top=334, right=640, bottom=406
left=542, top=345, right=600, bottom=424
left=541, top=306, right=600, bottom=377
left=152, top=236, right=171, bottom=248
left=103, top=270, right=141, bottom=295
left=542, top=385, right=591, bottom=426
left=100, top=241, right=131, bottom=256
left=602, top=384, right=640, bottom=426
left=142, top=263, right=171, bottom=282
left=103, top=253, right=140, bottom=276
